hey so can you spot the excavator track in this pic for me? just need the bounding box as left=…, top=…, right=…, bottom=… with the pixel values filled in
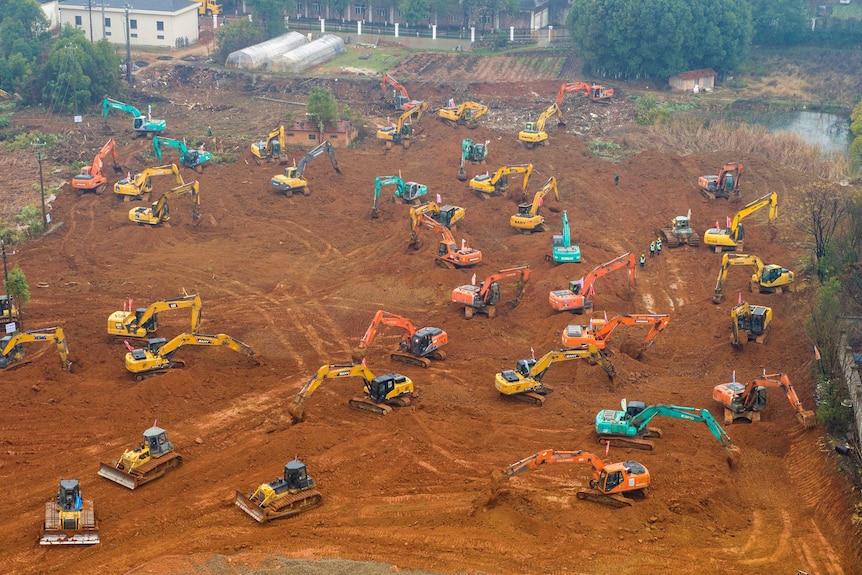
left=98, top=452, right=183, bottom=489
left=502, top=390, right=549, bottom=406
left=576, top=489, right=634, bottom=508
left=390, top=352, right=432, bottom=369
left=132, top=360, right=186, bottom=381
left=430, top=350, right=446, bottom=361
left=597, top=435, right=655, bottom=451
left=235, top=489, right=322, bottom=523
left=348, top=397, right=395, bottom=416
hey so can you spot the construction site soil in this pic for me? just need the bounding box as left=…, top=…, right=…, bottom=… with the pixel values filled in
left=1, top=52, right=860, bottom=575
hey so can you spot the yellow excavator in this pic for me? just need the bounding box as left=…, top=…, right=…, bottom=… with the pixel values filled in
left=703, top=192, right=778, bottom=252
left=40, top=480, right=99, bottom=545
left=271, top=140, right=341, bottom=196
left=376, top=101, right=428, bottom=149
left=510, top=176, right=559, bottom=233
left=408, top=201, right=465, bottom=230
left=124, top=332, right=256, bottom=380
left=288, top=363, right=414, bottom=421
left=730, top=301, right=772, bottom=345
left=494, top=344, right=616, bottom=405
left=114, top=163, right=183, bottom=201
left=250, top=125, right=285, bottom=164
left=0, top=326, right=72, bottom=372
left=518, top=103, right=564, bottom=148
left=236, top=457, right=322, bottom=523
left=98, top=425, right=183, bottom=489
left=712, top=253, right=794, bottom=304
left=128, top=180, right=201, bottom=226
left=107, top=293, right=202, bottom=339
left=438, top=101, right=489, bottom=128
left=469, top=163, right=533, bottom=197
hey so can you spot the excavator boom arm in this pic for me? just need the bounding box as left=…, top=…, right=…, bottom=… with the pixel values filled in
left=632, top=405, right=734, bottom=448
left=505, top=449, right=604, bottom=477
left=155, top=332, right=253, bottom=361
left=579, top=252, right=636, bottom=295
left=479, top=266, right=531, bottom=302
left=295, top=140, right=341, bottom=177
left=130, top=294, right=202, bottom=333
left=359, top=310, right=417, bottom=349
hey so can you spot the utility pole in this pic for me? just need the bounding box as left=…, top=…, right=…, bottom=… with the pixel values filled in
left=101, top=1, right=106, bottom=39
left=125, top=4, right=132, bottom=84
left=1, top=240, right=8, bottom=284
left=37, top=152, right=47, bottom=229
left=88, top=0, right=94, bottom=42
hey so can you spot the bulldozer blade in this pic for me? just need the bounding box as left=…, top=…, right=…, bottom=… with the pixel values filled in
left=235, top=491, right=267, bottom=523
left=40, top=530, right=100, bottom=545
left=98, top=462, right=139, bottom=489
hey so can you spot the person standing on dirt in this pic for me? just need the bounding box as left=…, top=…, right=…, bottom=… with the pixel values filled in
left=656, top=237, right=663, bottom=256
left=614, top=173, right=619, bottom=186
left=639, top=254, right=646, bottom=269
left=649, top=241, right=656, bottom=258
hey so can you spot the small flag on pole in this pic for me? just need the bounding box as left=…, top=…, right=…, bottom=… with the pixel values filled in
left=605, top=440, right=610, bottom=456
left=471, top=272, right=477, bottom=286
left=361, top=357, right=368, bottom=367
left=588, top=284, right=596, bottom=297
left=436, top=193, right=442, bottom=203
left=716, top=220, right=720, bottom=229
left=530, top=347, right=535, bottom=360
left=727, top=216, right=732, bottom=228
left=737, top=292, right=743, bottom=305
left=814, top=345, right=821, bottom=360
left=604, top=310, right=608, bottom=323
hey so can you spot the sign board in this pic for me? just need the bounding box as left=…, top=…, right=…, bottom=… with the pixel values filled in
left=6, top=322, right=16, bottom=334
left=74, top=115, right=83, bottom=123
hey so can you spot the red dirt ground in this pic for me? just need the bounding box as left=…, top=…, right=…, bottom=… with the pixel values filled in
left=0, top=58, right=860, bottom=575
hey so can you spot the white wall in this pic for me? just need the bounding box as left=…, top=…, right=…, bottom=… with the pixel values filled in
left=57, top=5, right=199, bottom=48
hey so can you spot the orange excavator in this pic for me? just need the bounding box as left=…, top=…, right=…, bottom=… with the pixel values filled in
left=562, top=313, right=669, bottom=351
left=556, top=82, right=614, bottom=105
left=549, top=252, right=636, bottom=314
left=408, top=212, right=482, bottom=268
left=699, top=162, right=743, bottom=200
left=352, top=309, right=447, bottom=368
left=72, top=138, right=122, bottom=194
left=452, top=265, right=531, bottom=319
left=502, top=449, right=648, bottom=507
left=713, top=371, right=816, bottom=428
left=381, top=72, right=424, bottom=111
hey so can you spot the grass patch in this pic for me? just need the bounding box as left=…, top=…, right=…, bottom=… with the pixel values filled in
left=316, top=46, right=412, bottom=74
left=833, top=3, right=862, bottom=18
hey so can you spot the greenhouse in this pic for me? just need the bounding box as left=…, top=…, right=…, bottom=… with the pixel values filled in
left=270, top=35, right=347, bottom=74
left=225, top=31, right=309, bottom=69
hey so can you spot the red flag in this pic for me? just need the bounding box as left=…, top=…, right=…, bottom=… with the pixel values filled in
left=814, top=345, right=821, bottom=361
left=588, top=284, right=596, bottom=297
left=604, top=310, right=608, bottom=323
left=123, top=340, right=135, bottom=352
left=530, top=347, right=535, bottom=360
left=716, top=220, right=720, bottom=230
left=436, top=193, right=442, bottom=203
left=361, top=357, right=367, bottom=367
left=605, top=440, right=610, bottom=455
left=737, top=292, right=743, bottom=305
left=727, top=216, right=732, bottom=228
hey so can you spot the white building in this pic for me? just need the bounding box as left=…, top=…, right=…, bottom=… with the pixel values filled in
left=56, top=0, right=200, bottom=49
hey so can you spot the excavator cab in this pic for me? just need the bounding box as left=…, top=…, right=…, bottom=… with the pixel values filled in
left=761, top=265, right=787, bottom=284
left=368, top=373, right=411, bottom=403
left=595, top=461, right=646, bottom=493
left=403, top=327, right=444, bottom=357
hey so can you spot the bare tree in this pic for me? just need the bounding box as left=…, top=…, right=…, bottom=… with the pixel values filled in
left=801, top=182, right=850, bottom=281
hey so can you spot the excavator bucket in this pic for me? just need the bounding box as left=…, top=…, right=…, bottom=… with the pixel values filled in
left=797, top=410, right=816, bottom=429
left=287, top=399, right=305, bottom=423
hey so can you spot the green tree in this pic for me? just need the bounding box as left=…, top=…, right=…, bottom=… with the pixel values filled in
left=4, top=264, right=29, bottom=329
left=247, top=0, right=288, bottom=38
left=850, top=99, right=862, bottom=169
left=307, top=87, right=338, bottom=130
left=400, top=0, right=431, bottom=26
left=566, top=0, right=752, bottom=79
left=216, top=18, right=266, bottom=62
left=749, top=0, right=807, bottom=46
left=40, top=27, right=120, bottom=113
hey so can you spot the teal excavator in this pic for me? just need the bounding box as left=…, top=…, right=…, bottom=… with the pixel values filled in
left=153, top=136, right=211, bottom=172
left=594, top=399, right=737, bottom=454
left=371, top=175, right=428, bottom=217
left=549, top=210, right=581, bottom=263
left=457, top=138, right=489, bottom=181
left=102, top=97, right=166, bottom=137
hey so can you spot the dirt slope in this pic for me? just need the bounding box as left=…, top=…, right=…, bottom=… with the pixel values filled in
left=0, top=59, right=859, bottom=575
